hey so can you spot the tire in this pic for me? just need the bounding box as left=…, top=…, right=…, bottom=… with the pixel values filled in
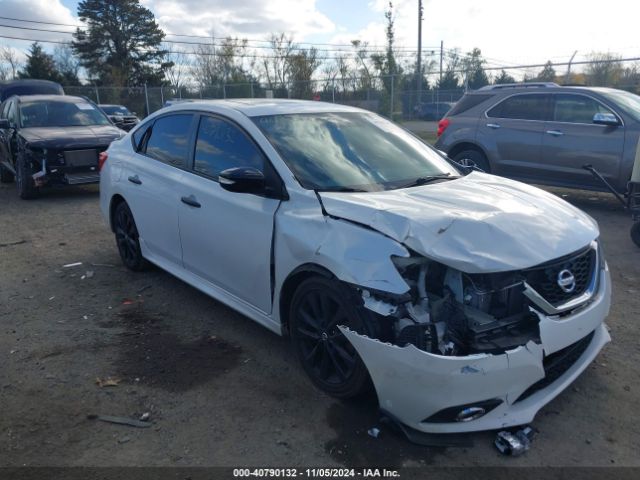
left=0, top=164, right=14, bottom=183
left=15, top=153, right=38, bottom=199
left=289, top=276, right=378, bottom=398
left=631, top=222, right=640, bottom=248
left=453, top=149, right=490, bottom=173
left=113, top=201, right=149, bottom=271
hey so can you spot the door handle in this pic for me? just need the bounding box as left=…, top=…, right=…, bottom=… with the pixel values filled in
left=128, top=175, right=142, bottom=185
left=546, top=130, right=564, bottom=137
left=486, top=123, right=501, bottom=129
left=181, top=195, right=201, bottom=208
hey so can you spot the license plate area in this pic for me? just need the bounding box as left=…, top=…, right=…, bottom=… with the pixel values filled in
left=64, top=149, right=98, bottom=167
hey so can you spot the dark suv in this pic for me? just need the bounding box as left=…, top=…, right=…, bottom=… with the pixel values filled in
left=434, top=82, right=640, bottom=193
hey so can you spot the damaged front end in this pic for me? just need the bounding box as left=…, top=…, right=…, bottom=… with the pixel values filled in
left=343, top=241, right=611, bottom=433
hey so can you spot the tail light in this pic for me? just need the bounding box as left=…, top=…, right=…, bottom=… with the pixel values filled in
left=98, top=151, right=108, bottom=171
left=437, top=118, right=450, bottom=137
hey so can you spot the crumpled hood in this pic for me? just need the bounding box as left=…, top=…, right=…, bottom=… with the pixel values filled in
left=319, top=172, right=599, bottom=273
left=21, top=125, right=123, bottom=149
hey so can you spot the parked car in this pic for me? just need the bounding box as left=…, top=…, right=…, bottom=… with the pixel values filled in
left=100, top=99, right=610, bottom=435
left=435, top=82, right=640, bottom=193
left=0, top=95, right=124, bottom=199
left=0, top=79, right=64, bottom=102
left=99, top=104, right=140, bottom=131
left=414, top=101, right=454, bottom=120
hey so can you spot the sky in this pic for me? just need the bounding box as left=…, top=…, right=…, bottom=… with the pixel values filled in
left=1, top=0, right=639, bottom=79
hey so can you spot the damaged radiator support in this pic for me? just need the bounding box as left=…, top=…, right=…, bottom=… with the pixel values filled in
left=359, top=256, right=541, bottom=356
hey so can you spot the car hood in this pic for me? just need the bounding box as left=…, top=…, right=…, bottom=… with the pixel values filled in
left=318, top=172, right=599, bottom=273
left=20, top=125, right=123, bottom=149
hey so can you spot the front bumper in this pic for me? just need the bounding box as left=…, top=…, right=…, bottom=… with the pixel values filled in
left=341, top=265, right=611, bottom=433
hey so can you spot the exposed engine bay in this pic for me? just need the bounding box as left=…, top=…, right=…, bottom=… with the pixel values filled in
left=361, top=255, right=546, bottom=356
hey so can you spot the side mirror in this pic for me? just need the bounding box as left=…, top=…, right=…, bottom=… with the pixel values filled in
left=0, top=119, right=10, bottom=129
left=219, top=167, right=265, bottom=194
left=593, top=112, right=620, bottom=126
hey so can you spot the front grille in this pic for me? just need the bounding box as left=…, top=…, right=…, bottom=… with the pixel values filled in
left=523, top=246, right=596, bottom=306
left=514, top=330, right=594, bottom=403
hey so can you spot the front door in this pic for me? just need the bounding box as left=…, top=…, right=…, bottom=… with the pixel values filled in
left=179, top=114, right=281, bottom=314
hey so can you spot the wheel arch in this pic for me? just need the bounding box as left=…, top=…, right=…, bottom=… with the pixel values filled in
left=447, top=141, right=489, bottom=162
left=278, top=263, right=335, bottom=336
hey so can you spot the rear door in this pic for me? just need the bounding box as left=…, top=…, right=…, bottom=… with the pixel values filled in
left=122, top=113, right=196, bottom=267
left=0, top=100, right=11, bottom=166
left=178, top=114, right=281, bottom=313
left=540, top=93, right=625, bottom=189
left=477, top=93, right=551, bottom=177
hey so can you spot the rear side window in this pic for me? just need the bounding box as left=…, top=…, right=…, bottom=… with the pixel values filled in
left=553, top=94, right=615, bottom=124
left=447, top=94, right=494, bottom=116
left=144, top=114, right=193, bottom=168
left=487, top=94, right=550, bottom=121
left=193, top=116, right=264, bottom=178
left=132, top=123, right=151, bottom=151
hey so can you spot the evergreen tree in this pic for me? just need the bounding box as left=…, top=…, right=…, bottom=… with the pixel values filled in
left=18, top=43, right=63, bottom=82
left=72, top=0, right=171, bottom=86
left=462, top=48, right=489, bottom=89
left=537, top=61, right=557, bottom=82
left=494, top=69, right=516, bottom=84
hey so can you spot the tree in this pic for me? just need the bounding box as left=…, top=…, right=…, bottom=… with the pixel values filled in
left=536, top=60, right=556, bottom=82
left=437, top=51, right=460, bottom=90
left=72, top=0, right=171, bottom=86
left=585, top=53, right=623, bottom=87
left=53, top=45, right=81, bottom=85
left=494, top=69, right=516, bottom=84
left=462, top=48, right=489, bottom=89
left=0, top=46, right=22, bottom=80
left=289, top=47, right=321, bottom=98
left=262, top=33, right=296, bottom=90
left=18, top=43, right=62, bottom=82
left=164, top=48, right=190, bottom=91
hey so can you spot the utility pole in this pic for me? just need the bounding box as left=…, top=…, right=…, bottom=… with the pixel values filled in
left=565, top=50, right=578, bottom=84
left=416, top=0, right=423, bottom=105
left=436, top=40, right=443, bottom=106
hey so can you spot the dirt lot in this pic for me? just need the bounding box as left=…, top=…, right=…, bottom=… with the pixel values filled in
left=1, top=180, right=639, bottom=469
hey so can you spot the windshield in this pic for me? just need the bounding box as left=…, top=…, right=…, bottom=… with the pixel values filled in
left=253, top=112, right=458, bottom=191
left=19, top=100, right=111, bottom=128
left=598, top=89, right=640, bottom=122
left=102, top=105, right=132, bottom=116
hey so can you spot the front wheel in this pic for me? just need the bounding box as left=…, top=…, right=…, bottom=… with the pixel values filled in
left=631, top=222, right=640, bottom=248
left=15, top=153, right=38, bottom=199
left=289, top=276, right=376, bottom=398
left=113, top=202, right=149, bottom=271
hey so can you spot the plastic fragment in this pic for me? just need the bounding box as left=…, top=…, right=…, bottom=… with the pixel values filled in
left=63, top=262, right=82, bottom=268
left=495, top=426, right=534, bottom=456
left=88, top=414, right=152, bottom=428
left=367, top=427, right=381, bottom=438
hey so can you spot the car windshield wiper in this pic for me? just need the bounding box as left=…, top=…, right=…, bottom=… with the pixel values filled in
left=318, top=186, right=371, bottom=192
left=392, top=173, right=459, bottom=190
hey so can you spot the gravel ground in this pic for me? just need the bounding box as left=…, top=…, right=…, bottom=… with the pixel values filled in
left=1, top=181, right=639, bottom=469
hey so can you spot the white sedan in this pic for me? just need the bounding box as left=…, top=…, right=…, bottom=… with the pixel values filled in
left=99, top=99, right=611, bottom=435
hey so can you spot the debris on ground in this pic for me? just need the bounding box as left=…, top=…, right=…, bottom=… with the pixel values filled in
left=95, top=377, right=122, bottom=388
left=81, top=270, right=95, bottom=280
left=137, top=285, right=152, bottom=293
left=139, top=412, right=150, bottom=422
left=63, top=262, right=82, bottom=268
left=90, top=263, right=115, bottom=267
left=0, top=239, right=27, bottom=248
left=494, top=426, right=535, bottom=456
left=118, top=436, right=131, bottom=444
left=87, top=414, right=152, bottom=428
left=367, top=427, right=381, bottom=438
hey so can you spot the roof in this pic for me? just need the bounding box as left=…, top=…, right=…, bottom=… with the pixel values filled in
left=164, top=98, right=365, bottom=117
left=0, top=79, right=62, bottom=87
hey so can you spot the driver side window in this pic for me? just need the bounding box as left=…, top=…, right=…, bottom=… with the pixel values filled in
left=192, top=116, right=264, bottom=179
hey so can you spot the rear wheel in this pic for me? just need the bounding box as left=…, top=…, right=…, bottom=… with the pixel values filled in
left=289, top=276, right=376, bottom=398
left=631, top=222, right=640, bottom=248
left=15, top=153, right=38, bottom=199
left=0, top=164, right=14, bottom=183
left=453, top=149, right=490, bottom=173
left=113, top=201, right=149, bottom=271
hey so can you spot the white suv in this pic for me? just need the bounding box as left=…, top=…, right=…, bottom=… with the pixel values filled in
left=100, top=99, right=611, bottom=435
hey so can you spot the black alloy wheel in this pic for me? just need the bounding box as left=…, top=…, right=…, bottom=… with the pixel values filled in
left=114, top=202, right=148, bottom=271
left=290, top=276, right=375, bottom=398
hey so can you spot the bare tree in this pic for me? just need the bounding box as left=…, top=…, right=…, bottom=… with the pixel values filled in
left=53, top=45, right=81, bottom=85
left=262, top=33, right=296, bottom=90
left=0, top=46, right=22, bottom=80
left=164, top=47, right=190, bottom=90
left=585, top=52, right=623, bottom=87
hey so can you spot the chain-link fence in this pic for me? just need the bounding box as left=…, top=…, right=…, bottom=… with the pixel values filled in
left=64, top=75, right=465, bottom=121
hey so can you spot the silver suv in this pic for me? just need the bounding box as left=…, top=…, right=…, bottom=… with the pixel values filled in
left=435, top=82, right=640, bottom=193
